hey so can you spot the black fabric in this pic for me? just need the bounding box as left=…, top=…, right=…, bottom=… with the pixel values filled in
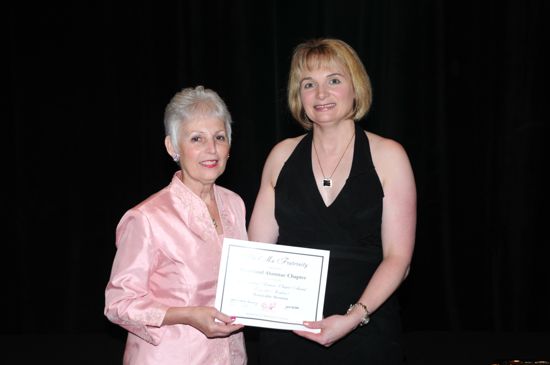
left=259, top=124, right=402, bottom=364
left=6, top=0, right=549, bottom=348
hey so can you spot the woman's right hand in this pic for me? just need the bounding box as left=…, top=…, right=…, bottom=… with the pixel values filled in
left=162, top=306, right=244, bottom=338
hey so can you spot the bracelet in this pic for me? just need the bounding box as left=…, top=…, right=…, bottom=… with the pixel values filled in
left=347, top=302, right=370, bottom=326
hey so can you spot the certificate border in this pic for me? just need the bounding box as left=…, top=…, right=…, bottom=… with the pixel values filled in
left=215, top=238, right=330, bottom=331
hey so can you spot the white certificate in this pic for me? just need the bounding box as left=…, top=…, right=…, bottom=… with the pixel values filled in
left=215, top=238, right=330, bottom=333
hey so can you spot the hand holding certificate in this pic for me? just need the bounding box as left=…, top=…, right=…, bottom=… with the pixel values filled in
left=215, top=238, right=330, bottom=333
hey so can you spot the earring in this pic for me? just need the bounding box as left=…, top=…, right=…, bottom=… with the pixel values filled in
left=227, top=154, right=230, bottom=158
left=173, top=154, right=180, bottom=162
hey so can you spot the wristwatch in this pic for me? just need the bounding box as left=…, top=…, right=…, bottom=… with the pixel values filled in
left=347, top=302, right=370, bottom=326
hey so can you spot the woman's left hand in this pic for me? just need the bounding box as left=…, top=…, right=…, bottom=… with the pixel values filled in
left=292, top=313, right=358, bottom=347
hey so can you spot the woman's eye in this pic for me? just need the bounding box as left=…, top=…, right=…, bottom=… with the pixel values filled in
left=216, top=135, right=226, bottom=142
left=329, top=78, right=341, bottom=85
left=302, top=82, right=314, bottom=89
left=191, top=136, right=201, bottom=142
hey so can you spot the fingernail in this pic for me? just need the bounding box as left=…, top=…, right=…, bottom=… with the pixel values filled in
left=230, top=316, right=236, bottom=320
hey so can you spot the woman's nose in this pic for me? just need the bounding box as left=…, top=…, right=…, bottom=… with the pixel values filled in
left=316, top=84, right=327, bottom=99
left=205, top=138, right=217, bottom=153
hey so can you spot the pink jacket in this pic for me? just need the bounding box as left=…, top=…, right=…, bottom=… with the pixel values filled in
left=105, top=171, right=248, bottom=364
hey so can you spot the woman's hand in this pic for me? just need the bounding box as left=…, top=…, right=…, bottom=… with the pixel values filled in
left=163, top=306, right=244, bottom=338
left=292, top=313, right=359, bottom=347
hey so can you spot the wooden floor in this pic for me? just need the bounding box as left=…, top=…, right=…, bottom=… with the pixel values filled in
left=1, top=330, right=549, bottom=364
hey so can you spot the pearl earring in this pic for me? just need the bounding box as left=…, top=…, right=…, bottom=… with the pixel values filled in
left=173, top=154, right=180, bottom=162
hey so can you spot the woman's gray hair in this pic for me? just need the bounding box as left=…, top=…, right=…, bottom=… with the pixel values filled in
left=164, top=85, right=233, bottom=150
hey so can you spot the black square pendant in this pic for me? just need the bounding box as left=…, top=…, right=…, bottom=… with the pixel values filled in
left=322, top=178, right=332, bottom=187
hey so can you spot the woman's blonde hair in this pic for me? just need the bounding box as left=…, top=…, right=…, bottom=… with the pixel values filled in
left=287, top=38, right=372, bottom=130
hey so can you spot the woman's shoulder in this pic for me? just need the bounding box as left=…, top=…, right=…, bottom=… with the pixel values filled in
left=127, top=184, right=172, bottom=212
left=365, top=130, right=408, bottom=159
left=215, top=185, right=247, bottom=219
left=260, top=133, right=307, bottom=186
left=273, top=134, right=307, bottom=153
left=365, top=130, right=413, bottom=186
left=215, top=184, right=244, bottom=202
left=267, top=134, right=307, bottom=163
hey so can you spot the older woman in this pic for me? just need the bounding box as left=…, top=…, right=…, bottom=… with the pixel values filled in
left=105, top=86, right=247, bottom=364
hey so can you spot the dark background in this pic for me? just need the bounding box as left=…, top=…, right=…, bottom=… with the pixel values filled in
left=5, top=1, right=549, bottom=364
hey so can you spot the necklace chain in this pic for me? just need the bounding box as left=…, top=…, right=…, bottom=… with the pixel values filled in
left=313, top=131, right=355, bottom=187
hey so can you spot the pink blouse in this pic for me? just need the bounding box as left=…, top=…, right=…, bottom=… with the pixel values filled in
left=105, top=172, right=248, bottom=364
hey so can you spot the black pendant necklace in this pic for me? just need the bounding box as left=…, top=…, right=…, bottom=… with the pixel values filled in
left=313, top=131, right=355, bottom=188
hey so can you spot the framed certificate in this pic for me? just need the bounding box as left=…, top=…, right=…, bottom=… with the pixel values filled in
left=215, top=238, right=330, bottom=332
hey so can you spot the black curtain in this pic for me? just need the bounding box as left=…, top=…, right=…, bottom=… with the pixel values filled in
left=6, top=0, right=548, bottom=340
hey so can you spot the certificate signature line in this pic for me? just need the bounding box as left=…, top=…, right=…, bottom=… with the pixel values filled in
left=235, top=316, right=305, bottom=326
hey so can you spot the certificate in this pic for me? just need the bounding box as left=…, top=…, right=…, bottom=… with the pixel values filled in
left=215, top=238, right=330, bottom=333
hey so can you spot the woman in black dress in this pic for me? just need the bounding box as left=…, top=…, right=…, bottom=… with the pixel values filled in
left=248, top=38, right=417, bottom=364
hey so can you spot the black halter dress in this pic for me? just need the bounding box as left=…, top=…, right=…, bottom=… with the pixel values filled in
left=258, top=124, right=403, bottom=364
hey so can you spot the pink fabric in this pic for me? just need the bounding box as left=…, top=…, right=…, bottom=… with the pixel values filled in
left=105, top=171, right=248, bottom=364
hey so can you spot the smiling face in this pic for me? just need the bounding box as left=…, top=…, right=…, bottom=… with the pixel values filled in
left=299, top=61, right=356, bottom=126
left=166, top=115, right=230, bottom=192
